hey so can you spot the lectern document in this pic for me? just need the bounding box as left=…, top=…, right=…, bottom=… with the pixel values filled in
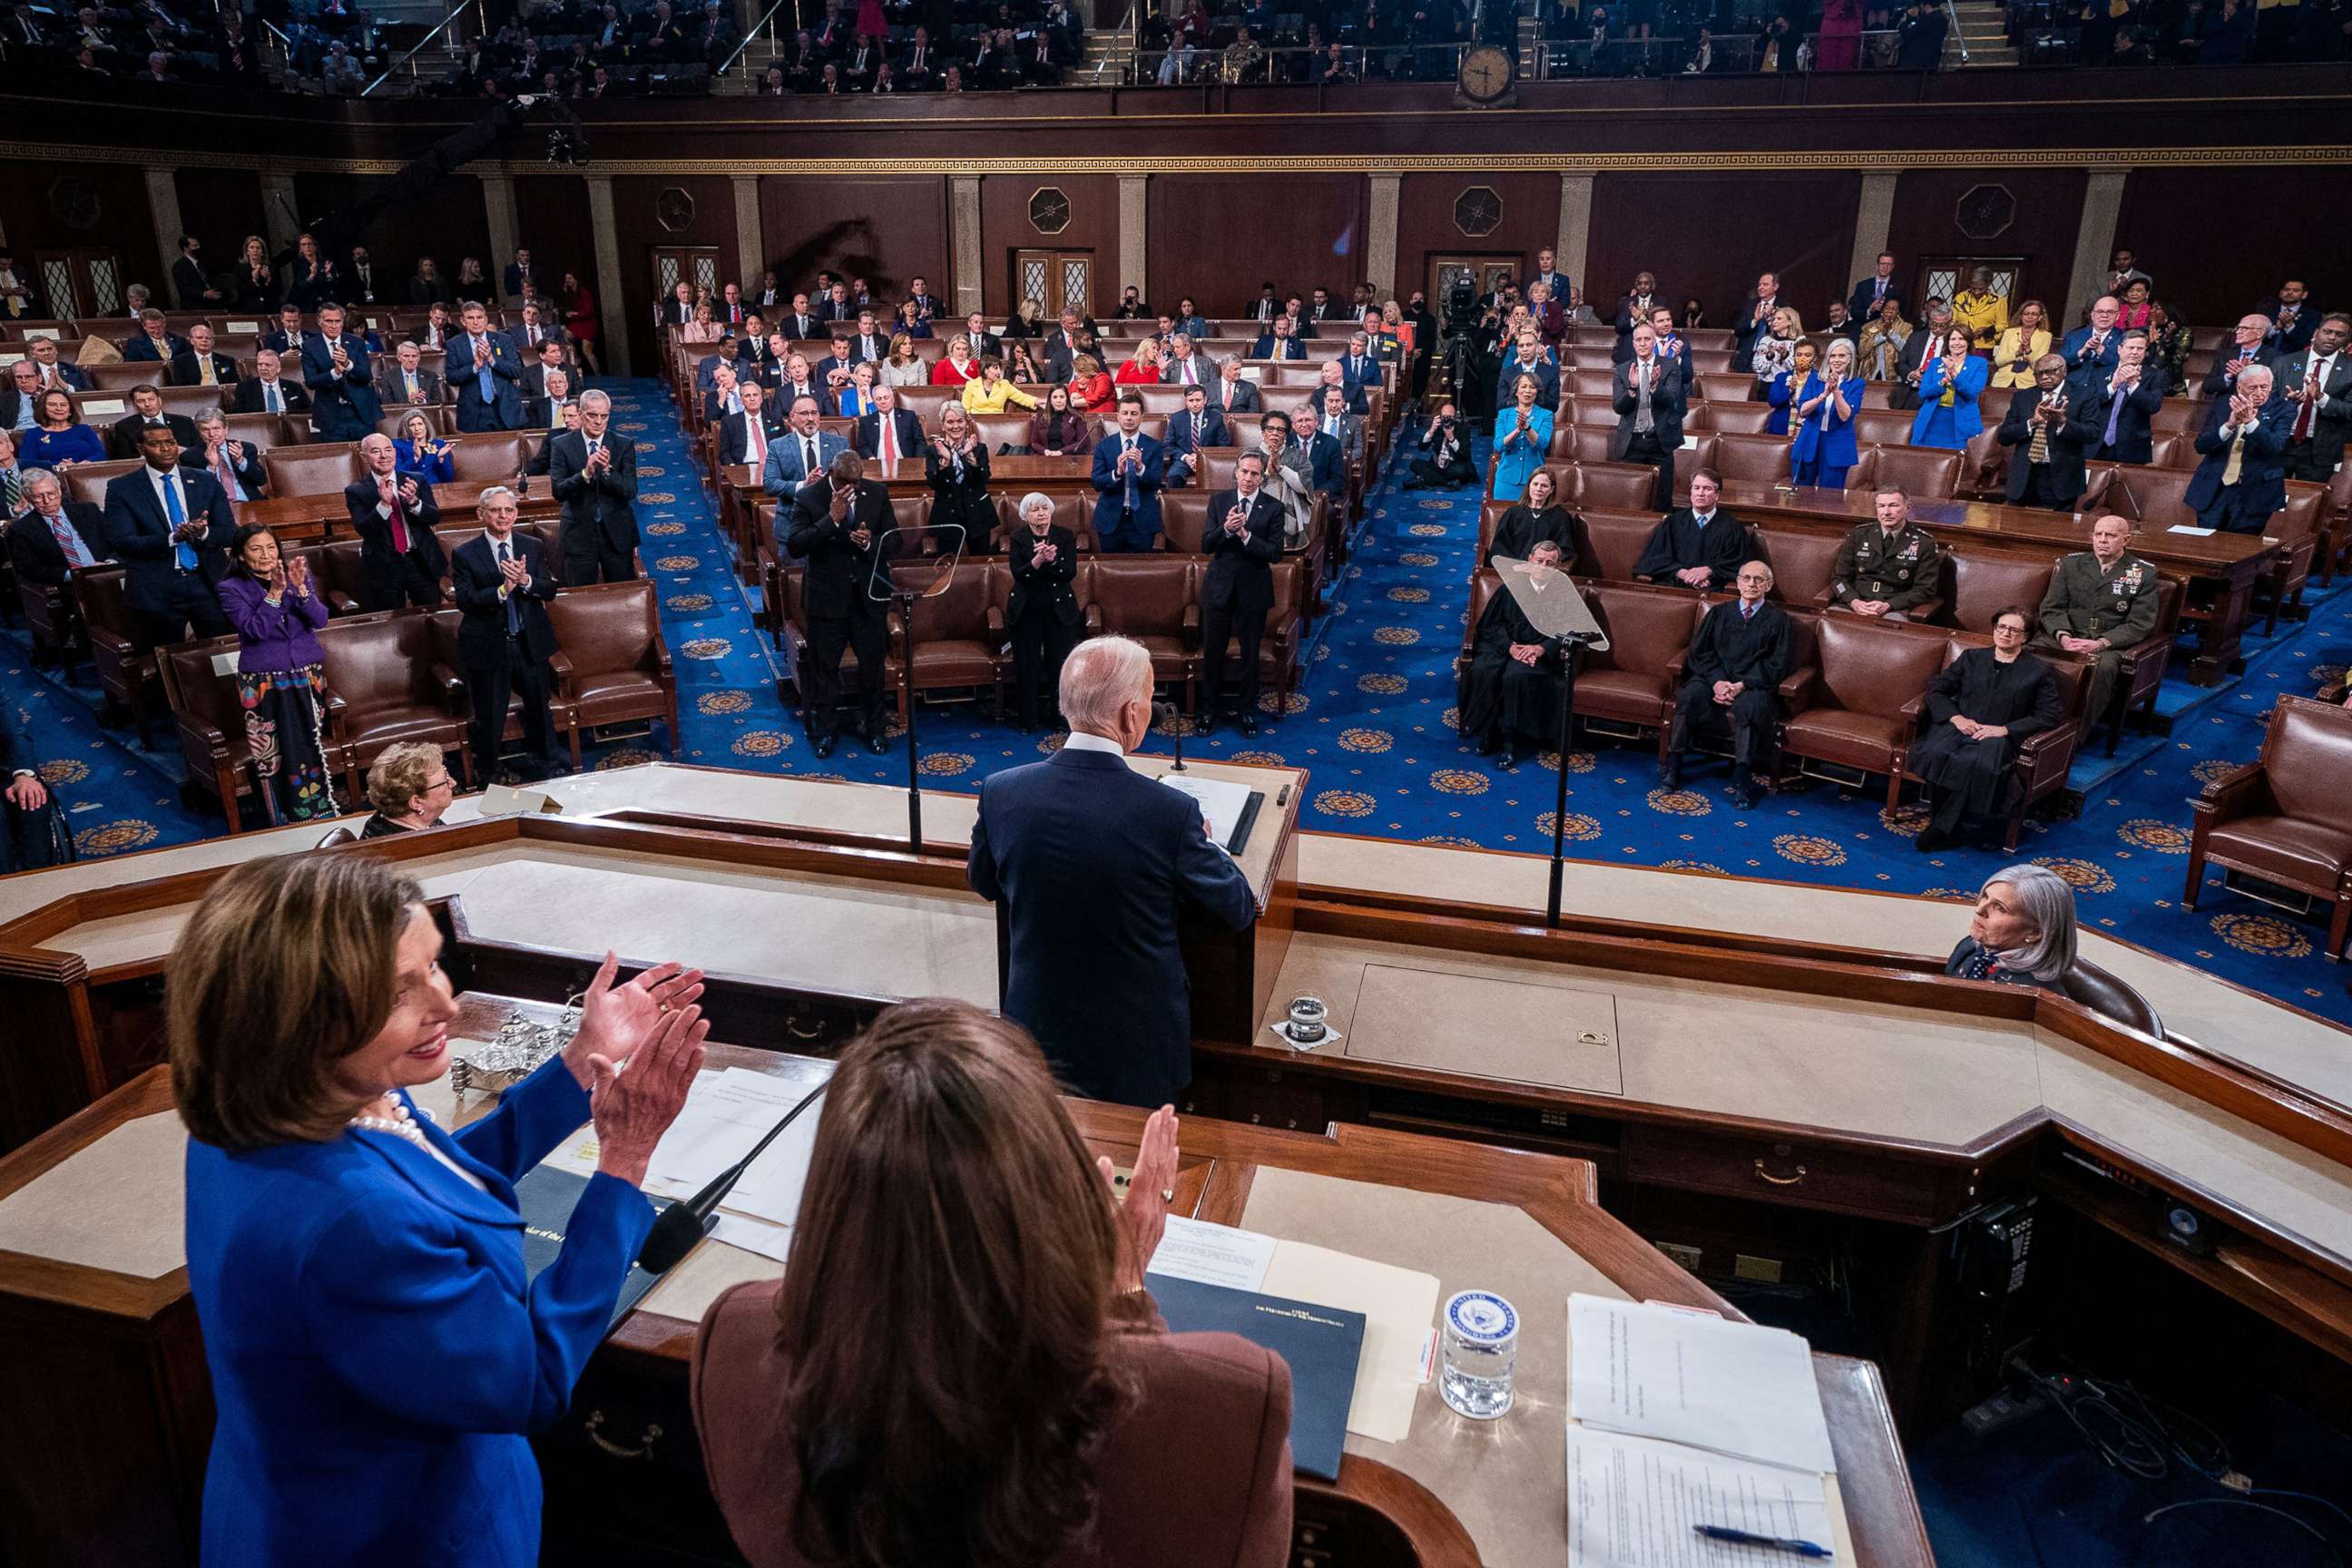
left=1564, top=1426, right=1837, bottom=1566
left=1567, top=1295, right=1836, bottom=1475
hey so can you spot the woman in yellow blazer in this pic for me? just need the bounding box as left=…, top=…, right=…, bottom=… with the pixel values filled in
left=1952, top=266, right=2008, bottom=354
left=1988, top=299, right=2052, bottom=389
left=960, top=356, right=1042, bottom=415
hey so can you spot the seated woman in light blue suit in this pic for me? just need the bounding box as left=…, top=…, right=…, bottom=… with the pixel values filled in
left=1765, top=339, right=1819, bottom=436
left=392, top=408, right=456, bottom=485
left=175, top=855, right=710, bottom=1568
left=1909, top=327, right=1989, bottom=449
left=1491, top=373, right=1554, bottom=503
left=1791, top=338, right=1864, bottom=489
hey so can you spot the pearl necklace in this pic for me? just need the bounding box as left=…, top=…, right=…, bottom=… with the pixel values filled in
left=348, top=1097, right=429, bottom=1149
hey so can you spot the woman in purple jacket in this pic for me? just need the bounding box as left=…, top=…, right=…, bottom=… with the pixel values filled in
left=217, top=524, right=338, bottom=824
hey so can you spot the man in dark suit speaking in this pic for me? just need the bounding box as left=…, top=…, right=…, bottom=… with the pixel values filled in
left=967, top=635, right=1259, bottom=1108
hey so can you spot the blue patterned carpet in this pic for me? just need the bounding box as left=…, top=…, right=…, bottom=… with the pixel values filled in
left=9, top=378, right=2347, bottom=1026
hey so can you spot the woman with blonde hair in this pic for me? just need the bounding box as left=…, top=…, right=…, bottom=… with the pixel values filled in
left=1114, top=336, right=1162, bottom=387
left=931, top=332, right=979, bottom=385
left=681, top=301, right=723, bottom=344
left=1990, top=299, right=2052, bottom=389
left=692, top=998, right=1293, bottom=1568
left=1749, top=305, right=1805, bottom=384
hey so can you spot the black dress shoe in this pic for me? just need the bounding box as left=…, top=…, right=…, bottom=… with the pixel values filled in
left=865, top=725, right=890, bottom=753
left=1196, top=712, right=1218, bottom=736
left=1237, top=714, right=1259, bottom=738
left=811, top=731, right=838, bottom=759
left=1660, top=759, right=1682, bottom=790
left=1495, top=750, right=1518, bottom=769
left=1733, top=783, right=1759, bottom=809
left=1477, top=733, right=1503, bottom=757
left=1915, top=825, right=1947, bottom=853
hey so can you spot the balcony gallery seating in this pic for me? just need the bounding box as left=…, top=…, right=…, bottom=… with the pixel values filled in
left=2183, top=694, right=2352, bottom=962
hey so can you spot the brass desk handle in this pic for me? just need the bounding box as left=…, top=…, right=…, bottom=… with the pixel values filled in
left=583, top=1410, right=663, bottom=1460
left=1753, top=1159, right=1808, bottom=1187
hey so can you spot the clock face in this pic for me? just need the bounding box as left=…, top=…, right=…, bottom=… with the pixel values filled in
left=655, top=188, right=696, bottom=234
left=1458, top=44, right=1513, bottom=103
left=1029, top=187, right=1072, bottom=236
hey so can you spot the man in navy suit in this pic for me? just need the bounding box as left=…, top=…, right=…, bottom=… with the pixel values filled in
left=1847, top=252, right=1904, bottom=328
left=1337, top=335, right=1380, bottom=399
left=103, top=423, right=236, bottom=645
left=1198, top=454, right=1289, bottom=738
left=2260, top=280, right=2317, bottom=358
left=22, top=338, right=91, bottom=393
left=762, top=390, right=849, bottom=500
left=2067, top=333, right=2165, bottom=467
left=1, top=689, right=63, bottom=872
left=120, top=308, right=189, bottom=365
left=8, top=466, right=113, bottom=588
left=1318, top=357, right=1371, bottom=415
left=2184, top=365, right=2294, bottom=534
left=451, top=485, right=564, bottom=783
left=788, top=450, right=899, bottom=756
left=1161, top=384, right=1227, bottom=488
left=854, top=383, right=926, bottom=466
left=302, top=303, right=384, bottom=444
left=347, top=433, right=446, bottom=610
left=2274, top=312, right=2352, bottom=484
left=966, top=634, right=1258, bottom=1107
left=260, top=304, right=309, bottom=358
left=550, top=389, right=639, bottom=584
left=720, top=381, right=789, bottom=470
left=2201, top=313, right=2279, bottom=401
left=1523, top=249, right=1573, bottom=309
left=1250, top=317, right=1308, bottom=361
left=447, top=301, right=524, bottom=433
left=1291, top=404, right=1346, bottom=506
left=2061, top=296, right=2125, bottom=383
left=1090, top=393, right=1163, bottom=552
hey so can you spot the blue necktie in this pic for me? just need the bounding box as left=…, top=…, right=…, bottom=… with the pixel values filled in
left=476, top=338, right=493, bottom=401
left=2103, top=381, right=2126, bottom=446
left=162, top=472, right=194, bottom=570
left=498, top=542, right=520, bottom=633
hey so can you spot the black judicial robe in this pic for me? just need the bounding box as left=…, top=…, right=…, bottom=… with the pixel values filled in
left=1633, top=508, right=1749, bottom=589
left=1487, top=504, right=1583, bottom=569
left=1908, top=649, right=2063, bottom=818
left=1686, top=596, right=1795, bottom=691
left=1463, top=583, right=1568, bottom=744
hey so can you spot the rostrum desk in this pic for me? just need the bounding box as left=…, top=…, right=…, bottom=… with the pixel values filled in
left=5, top=762, right=2352, bottom=1563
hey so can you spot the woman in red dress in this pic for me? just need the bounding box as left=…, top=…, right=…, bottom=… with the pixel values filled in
left=560, top=271, right=603, bottom=377
left=1068, top=353, right=1112, bottom=413
left=932, top=334, right=979, bottom=385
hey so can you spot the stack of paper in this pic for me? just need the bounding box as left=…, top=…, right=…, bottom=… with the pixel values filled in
left=1564, top=1295, right=1840, bottom=1564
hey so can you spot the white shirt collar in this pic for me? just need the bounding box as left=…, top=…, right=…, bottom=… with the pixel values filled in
left=484, top=529, right=517, bottom=552
left=1062, top=730, right=1124, bottom=757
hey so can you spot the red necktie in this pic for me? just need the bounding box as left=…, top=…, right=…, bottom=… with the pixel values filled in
left=2293, top=360, right=2325, bottom=442
left=747, top=418, right=766, bottom=466
left=381, top=475, right=409, bottom=553
left=879, top=416, right=897, bottom=468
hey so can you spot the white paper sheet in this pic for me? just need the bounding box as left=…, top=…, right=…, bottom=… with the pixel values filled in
left=1564, top=1426, right=1837, bottom=1566
left=710, top=1213, right=796, bottom=1266
left=1259, top=1240, right=1441, bottom=1445
left=1155, top=773, right=1256, bottom=850
left=710, top=1065, right=833, bottom=1229
left=1568, top=1295, right=1836, bottom=1475
left=2167, top=524, right=2217, bottom=536
left=1146, top=1216, right=1278, bottom=1290
left=534, top=1063, right=830, bottom=1215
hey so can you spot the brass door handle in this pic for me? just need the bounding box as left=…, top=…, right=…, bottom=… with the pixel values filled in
left=583, top=1409, right=663, bottom=1460
left=1753, top=1159, right=1808, bottom=1187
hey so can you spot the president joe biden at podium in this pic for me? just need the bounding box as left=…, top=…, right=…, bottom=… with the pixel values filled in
left=967, top=635, right=1259, bottom=1107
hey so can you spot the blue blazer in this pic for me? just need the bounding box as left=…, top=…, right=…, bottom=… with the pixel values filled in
left=1300, top=429, right=1345, bottom=497
left=394, top=436, right=456, bottom=485
left=967, top=747, right=1257, bottom=1106
left=1790, top=373, right=1861, bottom=469
left=1908, top=352, right=1988, bottom=446
left=1249, top=333, right=1308, bottom=361
left=2060, top=325, right=2122, bottom=380
left=447, top=330, right=526, bottom=433
left=301, top=331, right=384, bottom=444
left=761, top=426, right=849, bottom=497
left=185, top=1060, right=655, bottom=1567
left=2183, top=393, right=2294, bottom=524
left=1492, top=405, right=1554, bottom=502
left=1091, top=431, right=1165, bottom=541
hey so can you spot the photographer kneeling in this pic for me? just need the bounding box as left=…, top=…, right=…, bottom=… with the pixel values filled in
left=1406, top=401, right=1479, bottom=489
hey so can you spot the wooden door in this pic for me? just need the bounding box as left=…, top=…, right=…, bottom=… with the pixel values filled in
left=32, top=248, right=125, bottom=320
left=1915, top=256, right=2028, bottom=319
left=1014, top=250, right=1093, bottom=322
left=650, top=245, right=723, bottom=320
left=1426, top=254, right=1521, bottom=314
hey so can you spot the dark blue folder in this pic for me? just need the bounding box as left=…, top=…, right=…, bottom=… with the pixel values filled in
left=515, top=1165, right=673, bottom=1330
left=1145, top=1273, right=1367, bottom=1481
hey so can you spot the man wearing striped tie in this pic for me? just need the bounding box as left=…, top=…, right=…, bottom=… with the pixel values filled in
left=7, top=466, right=115, bottom=593
left=180, top=412, right=269, bottom=503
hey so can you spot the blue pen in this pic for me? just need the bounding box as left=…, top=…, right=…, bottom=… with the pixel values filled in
left=1694, top=1524, right=1832, bottom=1558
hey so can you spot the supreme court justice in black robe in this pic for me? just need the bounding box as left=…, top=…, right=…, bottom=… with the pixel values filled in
left=1464, top=539, right=1572, bottom=769
left=1662, top=559, right=1793, bottom=808
left=1909, top=606, right=2064, bottom=852
left=1485, top=468, right=1583, bottom=567
left=1631, top=468, right=1747, bottom=590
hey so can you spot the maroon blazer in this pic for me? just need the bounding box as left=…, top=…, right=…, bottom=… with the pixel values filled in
left=692, top=1280, right=1295, bottom=1568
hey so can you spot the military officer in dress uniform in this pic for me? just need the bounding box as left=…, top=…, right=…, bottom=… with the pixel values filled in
left=1828, top=486, right=1945, bottom=622
left=2032, top=513, right=2161, bottom=728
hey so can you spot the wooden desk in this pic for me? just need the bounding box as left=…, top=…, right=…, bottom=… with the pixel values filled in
left=1710, top=480, right=2276, bottom=684
left=0, top=1015, right=1931, bottom=1568
left=231, top=475, right=559, bottom=546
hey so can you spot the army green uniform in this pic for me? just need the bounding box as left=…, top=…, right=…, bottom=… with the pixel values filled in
left=2033, top=549, right=2161, bottom=722
left=1829, top=521, right=1945, bottom=620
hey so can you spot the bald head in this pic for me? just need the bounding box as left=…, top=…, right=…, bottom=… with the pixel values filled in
left=1059, top=635, right=1154, bottom=749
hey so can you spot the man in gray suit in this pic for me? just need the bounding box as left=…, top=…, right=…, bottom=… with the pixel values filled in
left=762, top=391, right=849, bottom=503
left=1159, top=332, right=1216, bottom=391
left=1215, top=356, right=1260, bottom=414
left=1612, top=323, right=1685, bottom=511
left=374, top=339, right=445, bottom=408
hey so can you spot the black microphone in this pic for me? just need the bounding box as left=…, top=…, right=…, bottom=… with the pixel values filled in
left=1153, top=701, right=1187, bottom=771
left=635, top=1080, right=828, bottom=1274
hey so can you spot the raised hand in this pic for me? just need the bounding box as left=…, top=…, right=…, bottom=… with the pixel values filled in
left=1101, top=1104, right=1180, bottom=1295
left=562, top=952, right=709, bottom=1092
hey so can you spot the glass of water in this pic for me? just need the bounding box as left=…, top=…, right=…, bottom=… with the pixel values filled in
left=1438, top=1289, right=1518, bottom=1420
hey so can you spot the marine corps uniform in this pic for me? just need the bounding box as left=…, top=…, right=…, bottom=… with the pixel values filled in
left=2032, top=549, right=2161, bottom=724
left=1828, top=519, right=1945, bottom=620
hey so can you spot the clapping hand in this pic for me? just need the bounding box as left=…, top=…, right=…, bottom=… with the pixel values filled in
left=475, top=338, right=493, bottom=368
left=585, top=1003, right=711, bottom=1190
left=1101, top=1104, right=1180, bottom=1295
left=500, top=554, right=529, bottom=590
left=1223, top=504, right=1246, bottom=536
left=848, top=524, right=872, bottom=549
left=563, top=953, right=708, bottom=1093
left=398, top=476, right=420, bottom=506
left=286, top=554, right=310, bottom=593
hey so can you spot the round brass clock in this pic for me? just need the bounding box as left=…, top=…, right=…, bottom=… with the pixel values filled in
left=1456, top=44, right=1514, bottom=106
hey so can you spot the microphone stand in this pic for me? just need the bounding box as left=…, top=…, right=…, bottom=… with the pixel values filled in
left=1154, top=701, right=1187, bottom=771
left=895, top=578, right=922, bottom=851
left=1545, top=630, right=1604, bottom=930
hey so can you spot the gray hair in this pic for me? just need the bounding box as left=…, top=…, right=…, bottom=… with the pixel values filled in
left=1018, top=491, right=1053, bottom=519
left=1218, top=355, right=1242, bottom=372
left=475, top=485, right=519, bottom=514
left=1823, top=338, right=1856, bottom=366
left=366, top=741, right=445, bottom=818
left=1981, top=865, right=2077, bottom=982
left=1058, top=635, right=1152, bottom=740
left=579, top=388, right=610, bottom=412
left=18, top=466, right=59, bottom=494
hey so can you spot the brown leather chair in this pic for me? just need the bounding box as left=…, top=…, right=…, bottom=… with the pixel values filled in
left=447, top=433, right=534, bottom=483
left=543, top=580, right=677, bottom=765
left=1976, top=387, right=2016, bottom=427
left=1159, top=492, right=1210, bottom=555
left=1902, top=645, right=2088, bottom=851
left=1698, top=373, right=1754, bottom=404
left=311, top=539, right=373, bottom=613
left=969, top=411, right=1031, bottom=453
left=1551, top=424, right=1619, bottom=464
left=73, top=566, right=165, bottom=743
left=2182, top=694, right=2352, bottom=960
left=222, top=412, right=294, bottom=452
left=16, top=567, right=85, bottom=681
left=318, top=611, right=474, bottom=799
left=263, top=442, right=365, bottom=500
left=64, top=460, right=143, bottom=508
left=157, top=386, right=233, bottom=424
left=1855, top=446, right=1964, bottom=501
left=157, top=635, right=262, bottom=832
left=894, top=387, right=957, bottom=429
left=1203, top=558, right=1305, bottom=716
left=880, top=563, right=1001, bottom=722
left=1575, top=583, right=1705, bottom=759
left=1748, top=526, right=1843, bottom=608
left=1850, top=409, right=1916, bottom=449
left=1577, top=510, right=1658, bottom=583
left=424, top=609, right=582, bottom=777
left=1574, top=463, right=1664, bottom=513
left=1779, top=615, right=1955, bottom=809
left=1700, top=401, right=1775, bottom=436
left=1708, top=433, right=1793, bottom=489
left=1568, top=369, right=1617, bottom=402
left=1453, top=572, right=1500, bottom=709
left=1946, top=554, right=2053, bottom=633
left=1086, top=556, right=1200, bottom=712
left=1956, top=427, right=2010, bottom=500
left=2061, top=958, right=2164, bottom=1039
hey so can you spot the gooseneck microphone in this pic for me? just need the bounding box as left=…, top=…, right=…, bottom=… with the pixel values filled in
left=1153, top=701, right=1188, bottom=771
left=634, top=1081, right=828, bottom=1274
